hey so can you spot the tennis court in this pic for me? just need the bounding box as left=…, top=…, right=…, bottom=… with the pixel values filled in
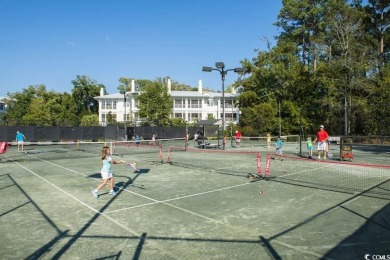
left=0, top=140, right=389, bottom=259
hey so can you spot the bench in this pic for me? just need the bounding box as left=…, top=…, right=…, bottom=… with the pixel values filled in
left=328, top=136, right=341, bottom=144
left=196, top=143, right=219, bottom=149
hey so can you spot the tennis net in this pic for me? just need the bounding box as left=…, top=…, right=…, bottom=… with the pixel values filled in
left=112, top=138, right=186, bottom=163
left=2, top=141, right=112, bottom=162
left=166, top=146, right=263, bottom=177
left=271, top=159, right=390, bottom=197
left=239, top=135, right=299, bottom=144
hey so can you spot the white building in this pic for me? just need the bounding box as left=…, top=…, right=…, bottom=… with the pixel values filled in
left=94, top=79, right=240, bottom=126
left=0, top=97, right=6, bottom=123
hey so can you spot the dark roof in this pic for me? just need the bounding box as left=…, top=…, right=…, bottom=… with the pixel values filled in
left=196, top=119, right=222, bottom=126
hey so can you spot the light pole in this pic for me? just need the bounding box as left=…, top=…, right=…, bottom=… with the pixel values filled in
left=120, top=90, right=127, bottom=141
left=202, top=62, right=245, bottom=150
left=278, top=98, right=281, bottom=137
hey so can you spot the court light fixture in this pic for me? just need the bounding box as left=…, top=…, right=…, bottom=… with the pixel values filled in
left=202, top=66, right=213, bottom=72
left=120, top=90, right=127, bottom=141
left=202, top=62, right=246, bottom=150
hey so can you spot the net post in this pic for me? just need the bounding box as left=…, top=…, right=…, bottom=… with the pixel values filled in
left=167, top=146, right=171, bottom=163
left=256, top=153, right=262, bottom=177
left=265, top=153, right=271, bottom=176
left=159, top=145, right=163, bottom=163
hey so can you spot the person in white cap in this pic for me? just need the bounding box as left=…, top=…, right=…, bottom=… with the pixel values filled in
left=235, top=130, right=242, bottom=148
left=313, top=125, right=329, bottom=160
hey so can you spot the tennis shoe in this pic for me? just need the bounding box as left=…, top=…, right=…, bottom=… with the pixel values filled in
left=92, top=190, right=98, bottom=198
left=109, top=190, right=117, bottom=196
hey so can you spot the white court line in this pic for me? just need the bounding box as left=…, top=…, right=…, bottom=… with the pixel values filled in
left=24, top=154, right=160, bottom=203
left=278, top=164, right=334, bottom=178
left=9, top=154, right=243, bottom=222
left=106, top=182, right=251, bottom=214
left=6, top=157, right=182, bottom=260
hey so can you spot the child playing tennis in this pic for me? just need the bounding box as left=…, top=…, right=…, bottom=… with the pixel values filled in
left=275, top=136, right=284, bottom=160
left=266, top=133, right=271, bottom=149
left=307, top=137, right=313, bottom=159
left=92, top=146, right=125, bottom=198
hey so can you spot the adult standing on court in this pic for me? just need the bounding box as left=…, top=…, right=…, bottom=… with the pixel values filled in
left=235, top=130, right=242, bottom=148
left=314, top=125, right=329, bottom=160
left=16, top=131, right=26, bottom=151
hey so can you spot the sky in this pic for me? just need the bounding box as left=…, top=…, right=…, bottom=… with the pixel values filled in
left=0, top=0, right=283, bottom=97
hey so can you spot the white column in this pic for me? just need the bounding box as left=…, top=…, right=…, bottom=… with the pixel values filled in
left=131, top=80, right=135, bottom=92
left=167, top=78, right=172, bottom=93
left=198, top=80, right=202, bottom=94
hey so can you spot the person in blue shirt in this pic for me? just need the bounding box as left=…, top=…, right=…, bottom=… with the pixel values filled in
left=275, top=136, right=284, bottom=161
left=15, top=131, right=26, bottom=151
left=135, top=135, right=141, bottom=147
left=92, top=146, right=125, bottom=198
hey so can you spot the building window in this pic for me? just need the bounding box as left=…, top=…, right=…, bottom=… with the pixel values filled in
left=189, top=99, right=202, bottom=108
left=134, top=112, right=139, bottom=121
left=189, top=113, right=201, bottom=121
left=101, top=100, right=115, bottom=110
left=174, top=113, right=183, bottom=118
left=225, top=100, right=233, bottom=108
left=101, top=113, right=106, bottom=123
left=106, top=101, right=113, bottom=110
left=134, top=99, right=140, bottom=108
left=225, top=113, right=233, bottom=121
left=0, top=103, right=4, bottom=111
left=174, top=99, right=184, bottom=108
left=221, top=99, right=233, bottom=108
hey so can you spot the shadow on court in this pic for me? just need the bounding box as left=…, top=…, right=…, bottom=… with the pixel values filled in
left=323, top=203, right=390, bottom=258
left=29, top=176, right=135, bottom=259
left=1, top=149, right=390, bottom=259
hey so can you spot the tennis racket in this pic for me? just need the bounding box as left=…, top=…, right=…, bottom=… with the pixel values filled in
left=127, top=162, right=140, bottom=173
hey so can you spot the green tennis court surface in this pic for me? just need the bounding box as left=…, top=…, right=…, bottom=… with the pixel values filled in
left=1, top=141, right=389, bottom=259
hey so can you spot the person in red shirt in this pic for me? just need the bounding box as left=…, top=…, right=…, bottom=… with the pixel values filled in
left=235, top=130, right=242, bottom=148
left=313, top=125, right=329, bottom=160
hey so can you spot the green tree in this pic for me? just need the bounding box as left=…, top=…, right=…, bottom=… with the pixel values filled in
left=206, top=114, right=215, bottom=120
left=118, top=77, right=133, bottom=92
left=137, top=81, right=173, bottom=126
left=53, top=93, right=80, bottom=126
left=106, top=111, right=117, bottom=125
left=170, top=118, right=187, bottom=126
left=71, top=75, right=102, bottom=115
left=22, top=97, right=53, bottom=126
left=80, top=114, right=99, bottom=126
left=5, top=85, right=40, bottom=125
